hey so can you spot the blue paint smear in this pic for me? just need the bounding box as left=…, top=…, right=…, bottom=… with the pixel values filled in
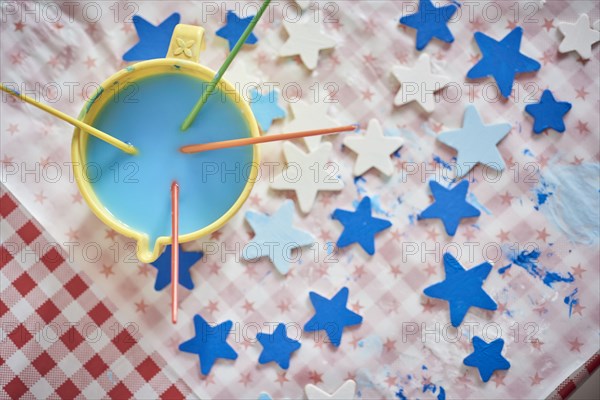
left=432, top=154, right=452, bottom=170
left=533, top=164, right=600, bottom=244
left=564, top=288, right=579, bottom=318
left=523, top=148, right=535, bottom=157
left=467, top=192, right=492, bottom=215
left=498, top=264, right=512, bottom=274
left=422, top=365, right=428, bottom=370
left=407, top=374, right=412, bottom=380
left=423, top=383, right=436, bottom=393
left=438, top=386, right=446, bottom=400
left=509, top=249, right=574, bottom=288
left=395, top=387, right=407, bottom=400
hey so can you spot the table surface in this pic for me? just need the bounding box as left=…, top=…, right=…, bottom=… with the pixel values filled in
left=1, top=1, right=599, bottom=399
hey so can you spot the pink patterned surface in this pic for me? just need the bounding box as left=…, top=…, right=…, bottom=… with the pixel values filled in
left=1, top=1, right=599, bottom=399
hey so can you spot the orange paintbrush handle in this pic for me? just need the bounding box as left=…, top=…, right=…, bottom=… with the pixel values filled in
left=179, top=125, right=358, bottom=154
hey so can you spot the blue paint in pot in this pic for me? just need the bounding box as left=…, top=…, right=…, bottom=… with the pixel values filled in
left=86, top=73, right=252, bottom=245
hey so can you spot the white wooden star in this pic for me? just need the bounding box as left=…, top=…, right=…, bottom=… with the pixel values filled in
left=557, top=14, right=600, bottom=59
left=343, top=119, right=404, bottom=176
left=271, top=142, right=343, bottom=213
left=224, top=61, right=261, bottom=88
left=279, top=19, right=336, bottom=69
left=294, top=0, right=310, bottom=9
left=285, top=99, right=340, bottom=151
left=305, top=380, right=356, bottom=400
left=391, top=53, right=451, bottom=113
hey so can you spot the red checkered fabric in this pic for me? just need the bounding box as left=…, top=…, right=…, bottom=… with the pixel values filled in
left=0, top=185, right=192, bottom=399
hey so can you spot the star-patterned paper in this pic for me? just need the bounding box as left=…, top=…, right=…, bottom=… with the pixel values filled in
left=1, top=1, right=599, bottom=399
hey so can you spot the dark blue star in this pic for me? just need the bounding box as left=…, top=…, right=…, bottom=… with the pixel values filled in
left=399, top=0, right=458, bottom=50
left=332, top=197, right=392, bottom=255
left=525, top=89, right=572, bottom=134
left=256, top=323, right=301, bottom=369
left=123, top=13, right=180, bottom=61
left=467, top=27, right=541, bottom=98
left=463, top=336, right=511, bottom=382
left=304, top=287, right=363, bottom=347
left=424, top=253, right=497, bottom=327
left=418, top=180, right=480, bottom=236
left=179, top=314, right=238, bottom=375
left=150, top=245, right=203, bottom=291
left=216, top=11, right=258, bottom=51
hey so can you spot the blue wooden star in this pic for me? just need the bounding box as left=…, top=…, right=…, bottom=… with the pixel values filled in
left=418, top=180, right=480, bottom=236
left=123, top=13, right=180, bottom=61
left=525, top=89, right=572, bottom=134
left=256, top=323, right=301, bottom=369
left=332, top=197, right=392, bottom=255
left=467, top=27, right=541, bottom=98
left=399, top=0, right=458, bottom=50
left=463, top=336, right=511, bottom=382
left=216, top=11, right=259, bottom=51
left=179, top=314, right=238, bottom=375
left=304, top=287, right=363, bottom=347
left=250, top=89, right=286, bottom=131
left=150, top=245, right=203, bottom=291
left=424, top=253, right=497, bottom=327
left=242, top=200, right=314, bottom=274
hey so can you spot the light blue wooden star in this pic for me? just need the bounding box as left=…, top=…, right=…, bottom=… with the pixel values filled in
left=304, top=287, right=363, bottom=347
left=216, top=11, right=259, bottom=51
left=242, top=200, right=314, bottom=274
left=249, top=89, right=286, bottom=131
left=123, top=13, right=180, bottom=61
left=525, top=89, right=572, bottom=134
left=467, top=27, right=541, bottom=98
left=424, top=253, right=497, bottom=327
left=463, top=337, right=511, bottom=382
left=332, top=197, right=392, bottom=255
left=437, top=105, right=511, bottom=177
left=179, top=314, right=238, bottom=375
left=399, top=0, right=458, bottom=50
left=418, top=180, right=480, bottom=236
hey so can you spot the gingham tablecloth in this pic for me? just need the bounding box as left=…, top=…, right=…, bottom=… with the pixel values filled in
left=1, top=1, right=599, bottom=399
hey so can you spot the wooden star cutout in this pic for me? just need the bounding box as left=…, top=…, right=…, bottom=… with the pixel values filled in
left=271, top=142, right=344, bottom=213
left=279, top=19, right=336, bottom=69
left=305, top=380, right=356, bottom=399
left=391, top=53, right=451, bottom=112
left=343, top=119, right=404, bottom=176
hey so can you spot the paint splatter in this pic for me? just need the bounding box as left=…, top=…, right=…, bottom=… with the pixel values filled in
left=423, top=383, right=437, bottom=393
left=509, top=249, right=574, bottom=288
left=523, top=148, right=535, bottom=157
left=564, top=288, right=579, bottom=317
left=395, top=387, right=407, bottom=400
left=433, top=155, right=452, bottom=170
left=533, top=164, right=600, bottom=244
left=498, top=264, right=512, bottom=275
left=438, top=386, right=446, bottom=400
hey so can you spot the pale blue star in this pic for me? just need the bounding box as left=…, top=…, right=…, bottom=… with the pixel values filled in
left=463, top=337, right=511, bottom=382
left=123, top=13, right=180, bottom=61
left=249, top=89, right=286, bottom=131
left=242, top=200, right=314, bottom=274
left=424, top=253, right=497, bottom=327
left=437, top=105, right=511, bottom=177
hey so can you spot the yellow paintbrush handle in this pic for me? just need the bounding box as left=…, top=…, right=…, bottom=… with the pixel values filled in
left=1, top=84, right=137, bottom=155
